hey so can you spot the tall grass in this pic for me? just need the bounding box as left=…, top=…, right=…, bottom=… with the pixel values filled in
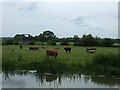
left=2, top=45, right=119, bottom=75
left=83, top=52, right=120, bottom=75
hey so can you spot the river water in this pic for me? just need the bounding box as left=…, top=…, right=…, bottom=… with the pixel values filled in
left=1, top=70, right=120, bottom=88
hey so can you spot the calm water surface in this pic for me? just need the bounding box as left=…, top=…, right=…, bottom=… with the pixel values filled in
left=2, top=70, right=120, bottom=88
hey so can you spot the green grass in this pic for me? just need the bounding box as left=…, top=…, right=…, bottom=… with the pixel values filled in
left=2, top=45, right=119, bottom=75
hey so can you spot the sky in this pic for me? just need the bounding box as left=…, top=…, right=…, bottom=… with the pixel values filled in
left=1, top=1, right=118, bottom=38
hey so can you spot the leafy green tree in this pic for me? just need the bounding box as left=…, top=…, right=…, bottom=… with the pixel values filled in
left=38, top=30, right=56, bottom=42
left=14, top=34, right=25, bottom=41
left=47, top=39, right=56, bottom=45
left=101, top=38, right=114, bottom=47
left=14, top=41, right=19, bottom=45
left=61, top=38, right=69, bottom=45
left=81, top=34, right=98, bottom=46
left=5, top=39, right=13, bottom=45
left=73, top=35, right=80, bottom=42
left=28, top=41, right=35, bottom=45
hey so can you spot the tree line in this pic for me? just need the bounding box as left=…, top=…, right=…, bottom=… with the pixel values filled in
left=2, top=30, right=120, bottom=47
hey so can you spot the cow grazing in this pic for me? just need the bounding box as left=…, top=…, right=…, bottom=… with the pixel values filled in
left=29, top=47, right=40, bottom=51
left=86, top=48, right=96, bottom=53
left=64, top=47, right=71, bottom=53
left=46, top=49, right=58, bottom=58
left=19, top=45, right=23, bottom=50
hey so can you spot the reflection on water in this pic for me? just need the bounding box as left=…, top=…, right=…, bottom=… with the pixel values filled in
left=2, top=70, right=120, bottom=88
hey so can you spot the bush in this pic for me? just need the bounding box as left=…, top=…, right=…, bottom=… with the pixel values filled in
left=73, top=41, right=81, bottom=46
left=47, top=39, right=56, bottom=45
left=14, top=41, right=20, bottom=45
left=81, top=34, right=98, bottom=46
left=28, top=41, right=35, bottom=45
left=61, top=39, right=69, bottom=45
left=101, top=38, right=114, bottom=47
left=5, top=39, right=13, bottom=45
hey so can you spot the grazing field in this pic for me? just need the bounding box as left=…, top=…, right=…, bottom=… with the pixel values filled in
left=2, top=45, right=119, bottom=75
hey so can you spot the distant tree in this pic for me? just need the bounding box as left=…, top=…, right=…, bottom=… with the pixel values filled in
left=101, top=38, right=114, bottom=47
left=14, top=34, right=25, bottom=41
left=5, top=39, right=13, bottom=45
left=61, top=38, right=69, bottom=45
left=28, top=41, right=35, bottom=45
left=81, top=34, right=98, bottom=46
left=73, top=35, right=80, bottom=42
left=47, top=39, right=56, bottom=45
left=14, top=41, right=19, bottom=45
left=38, top=30, right=56, bottom=42
left=2, top=41, right=6, bottom=45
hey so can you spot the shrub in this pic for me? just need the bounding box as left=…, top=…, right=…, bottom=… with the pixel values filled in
left=61, top=39, right=69, bottom=45
left=28, top=41, right=35, bottom=45
left=47, top=39, right=56, bottom=45
left=101, top=38, right=114, bottom=47
left=14, top=41, right=20, bottom=45
left=73, top=41, right=81, bottom=46
left=5, top=39, right=13, bottom=45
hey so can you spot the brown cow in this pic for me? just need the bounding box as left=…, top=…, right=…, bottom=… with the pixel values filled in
left=46, top=49, right=58, bottom=58
left=29, top=47, right=40, bottom=51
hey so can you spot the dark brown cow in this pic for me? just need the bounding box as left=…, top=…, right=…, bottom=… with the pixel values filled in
left=29, top=47, right=40, bottom=51
left=46, top=49, right=58, bottom=58
left=19, top=45, right=23, bottom=50
left=64, top=47, right=71, bottom=53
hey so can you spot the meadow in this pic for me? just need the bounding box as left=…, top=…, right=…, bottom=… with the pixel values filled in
left=2, top=45, right=120, bottom=76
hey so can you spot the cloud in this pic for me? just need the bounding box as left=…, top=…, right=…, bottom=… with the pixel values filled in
left=61, top=15, right=108, bottom=31
left=61, top=16, right=90, bottom=27
left=60, top=15, right=115, bottom=37
left=18, top=2, right=38, bottom=11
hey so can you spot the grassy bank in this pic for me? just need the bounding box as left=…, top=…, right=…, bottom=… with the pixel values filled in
left=2, top=45, right=119, bottom=75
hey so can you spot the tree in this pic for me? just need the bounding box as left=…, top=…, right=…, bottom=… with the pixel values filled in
left=101, top=38, right=114, bottom=47
left=14, top=34, right=25, bottom=41
left=81, top=34, right=98, bottom=46
left=28, top=41, right=35, bottom=45
left=73, top=35, right=81, bottom=46
left=14, top=41, right=19, bottom=45
left=5, top=39, right=13, bottom=45
left=73, top=35, right=80, bottom=42
left=38, top=30, right=56, bottom=42
left=61, top=38, right=69, bottom=45
left=47, top=39, right=56, bottom=45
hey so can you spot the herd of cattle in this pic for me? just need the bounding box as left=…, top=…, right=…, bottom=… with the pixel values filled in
left=19, top=45, right=96, bottom=58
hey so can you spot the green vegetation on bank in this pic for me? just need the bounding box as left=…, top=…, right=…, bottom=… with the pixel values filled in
left=2, top=45, right=119, bottom=76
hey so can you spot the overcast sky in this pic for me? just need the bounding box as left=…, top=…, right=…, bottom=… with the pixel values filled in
left=1, top=2, right=118, bottom=38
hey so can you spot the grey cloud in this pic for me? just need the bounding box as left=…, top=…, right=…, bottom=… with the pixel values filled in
left=62, top=16, right=90, bottom=27
left=18, top=2, right=38, bottom=11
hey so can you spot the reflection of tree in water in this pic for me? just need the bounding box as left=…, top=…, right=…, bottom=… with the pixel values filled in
left=91, top=75, right=120, bottom=87
left=3, top=70, right=120, bottom=88
left=3, top=70, right=31, bottom=80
